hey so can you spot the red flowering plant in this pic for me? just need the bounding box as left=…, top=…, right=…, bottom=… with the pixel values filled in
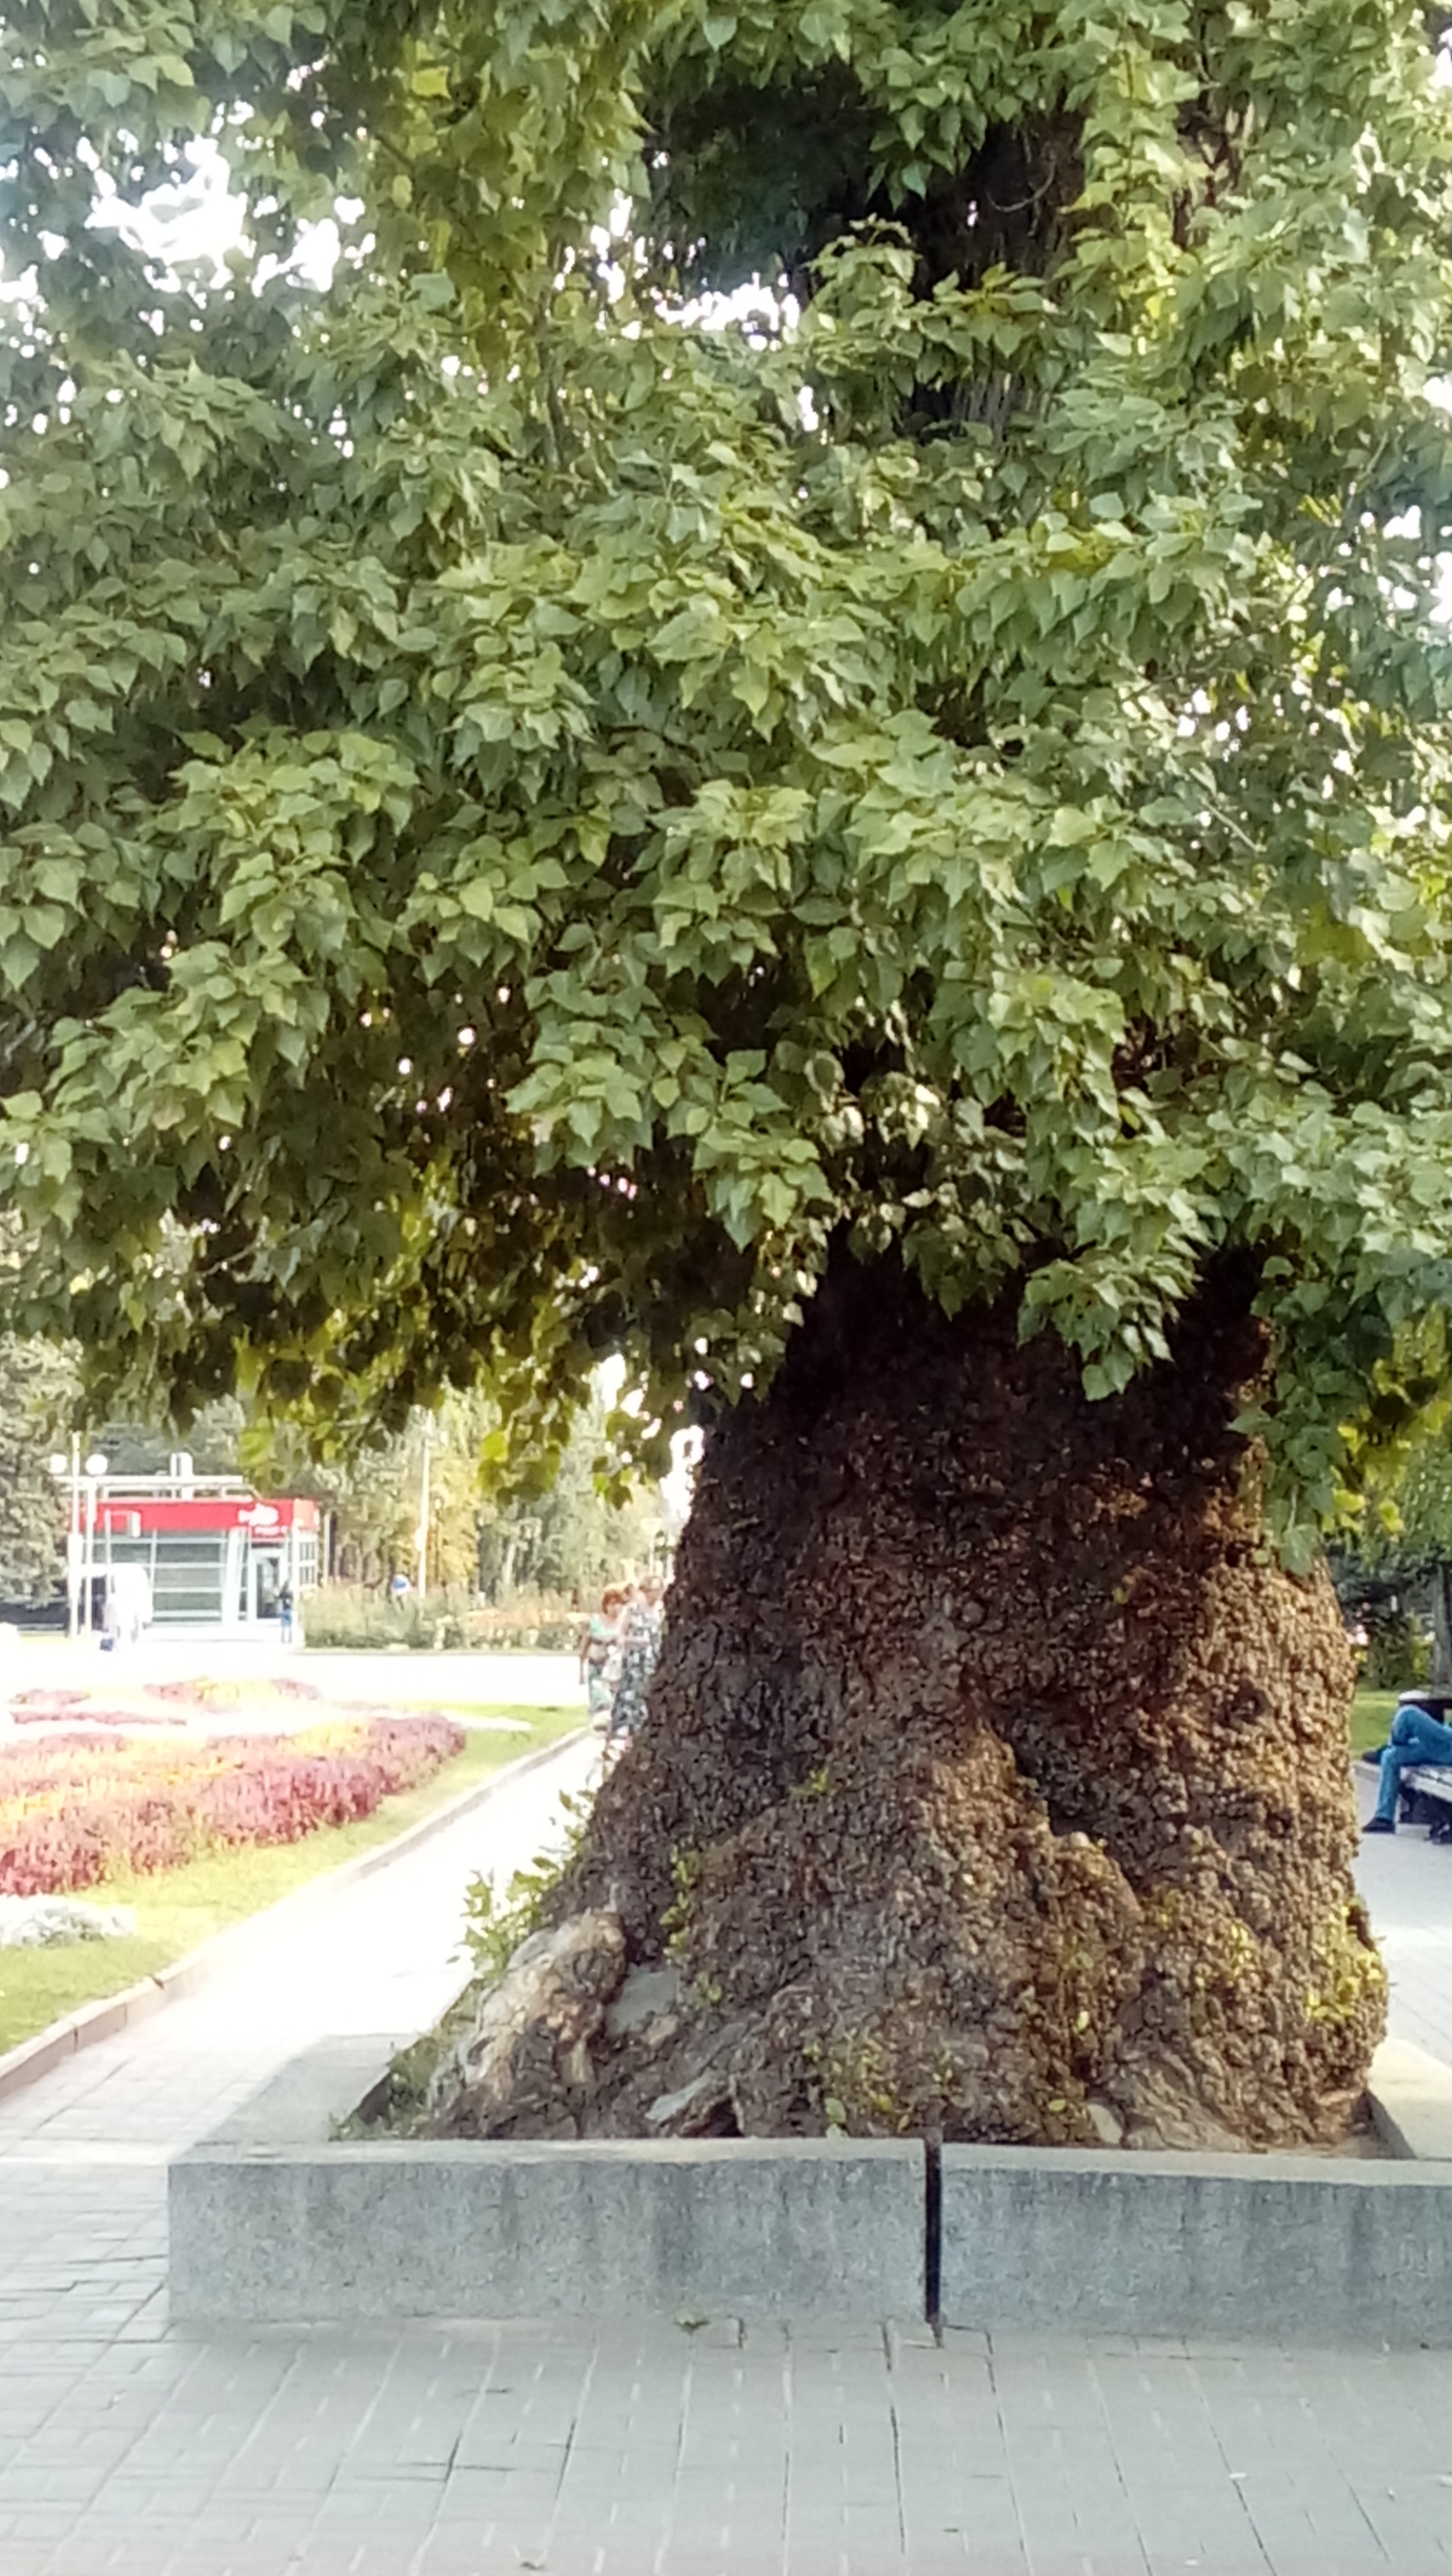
left=0, top=1718, right=464, bottom=1895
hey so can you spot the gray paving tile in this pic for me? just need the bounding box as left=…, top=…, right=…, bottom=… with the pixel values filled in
left=0, top=1740, right=1449, bottom=2572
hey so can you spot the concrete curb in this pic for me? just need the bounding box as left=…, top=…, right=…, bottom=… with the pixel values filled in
left=173, top=2042, right=927, bottom=2328
left=166, top=2026, right=1452, bottom=2342
left=939, top=2141, right=1452, bottom=2344
left=0, top=1728, right=587, bottom=2106
left=171, top=2125, right=927, bottom=2326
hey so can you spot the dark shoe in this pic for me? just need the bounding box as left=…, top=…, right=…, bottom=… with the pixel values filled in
left=1363, top=1817, right=1396, bottom=1835
left=1360, top=1746, right=1386, bottom=1767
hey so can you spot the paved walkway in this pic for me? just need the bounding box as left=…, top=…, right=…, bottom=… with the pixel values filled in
left=8, top=1636, right=589, bottom=1715
left=1, top=1743, right=1452, bottom=2573
left=1354, top=1762, right=1452, bottom=2069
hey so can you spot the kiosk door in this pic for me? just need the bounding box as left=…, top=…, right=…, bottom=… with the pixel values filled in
left=248, top=1544, right=286, bottom=1624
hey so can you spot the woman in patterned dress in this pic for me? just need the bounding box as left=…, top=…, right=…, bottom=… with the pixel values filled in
left=605, top=1577, right=665, bottom=1759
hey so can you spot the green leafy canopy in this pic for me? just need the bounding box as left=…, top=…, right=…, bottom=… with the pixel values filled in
left=6, top=0, right=1452, bottom=1557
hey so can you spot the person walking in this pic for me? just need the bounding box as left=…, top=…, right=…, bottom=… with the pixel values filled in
left=581, top=1586, right=624, bottom=1732
left=605, top=1576, right=664, bottom=1762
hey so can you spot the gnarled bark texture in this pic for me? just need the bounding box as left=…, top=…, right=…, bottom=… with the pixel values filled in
left=440, top=1258, right=1384, bottom=2150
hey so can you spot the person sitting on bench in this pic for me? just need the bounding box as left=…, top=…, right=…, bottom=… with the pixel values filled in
left=1365, top=1691, right=1452, bottom=1834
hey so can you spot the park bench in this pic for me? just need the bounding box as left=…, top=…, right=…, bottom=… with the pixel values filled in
left=1402, top=1766, right=1452, bottom=1840
left=1373, top=1693, right=1452, bottom=1838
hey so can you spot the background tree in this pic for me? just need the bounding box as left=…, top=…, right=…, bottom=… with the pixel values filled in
left=477, top=1387, right=671, bottom=1599
left=0, top=1336, right=78, bottom=1604
left=248, top=1401, right=487, bottom=1591
left=1331, top=1373, right=1452, bottom=1686
left=93, top=1395, right=245, bottom=1481
left=247, top=1380, right=663, bottom=1592
left=7, top=0, right=1452, bottom=2143
left=0, top=1341, right=247, bottom=1610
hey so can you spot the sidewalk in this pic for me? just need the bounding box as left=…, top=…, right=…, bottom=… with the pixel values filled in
left=0, top=1733, right=597, bottom=2167
left=1353, top=1762, right=1452, bottom=2066
left=0, top=1743, right=1450, bottom=2573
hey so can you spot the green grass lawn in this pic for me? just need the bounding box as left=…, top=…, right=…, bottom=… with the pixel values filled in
left=1350, top=1688, right=1400, bottom=1757
left=0, top=1704, right=583, bottom=2058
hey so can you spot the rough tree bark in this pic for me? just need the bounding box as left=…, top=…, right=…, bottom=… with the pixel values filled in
left=438, top=1257, right=1384, bottom=2152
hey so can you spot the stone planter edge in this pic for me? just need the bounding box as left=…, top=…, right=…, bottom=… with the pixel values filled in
left=167, top=2031, right=1452, bottom=2342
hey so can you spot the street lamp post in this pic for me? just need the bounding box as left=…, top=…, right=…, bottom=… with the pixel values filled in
left=81, top=1453, right=107, bottom=1638
left=47, top=1435, right=81, bottom=1640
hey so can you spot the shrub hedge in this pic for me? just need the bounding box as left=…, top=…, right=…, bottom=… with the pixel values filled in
left=300, top=1584, right=578, bottom=1653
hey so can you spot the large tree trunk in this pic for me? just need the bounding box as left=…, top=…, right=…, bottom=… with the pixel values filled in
left=448, top=1258, right=1384, bottom=2151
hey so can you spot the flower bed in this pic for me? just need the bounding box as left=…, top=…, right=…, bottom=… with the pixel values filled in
left=0, top=1717, right=466, bottom=1896
left=143, top=1675, right=325, bottom=1708
left=13, top=1691, right=187, bottom=1729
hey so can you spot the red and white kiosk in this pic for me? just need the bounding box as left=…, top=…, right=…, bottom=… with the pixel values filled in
left=90, top=1478, right=320, bottom=1636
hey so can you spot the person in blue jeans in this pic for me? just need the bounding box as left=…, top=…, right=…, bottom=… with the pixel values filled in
left=1366, top=1695, right=1452, bottom=1832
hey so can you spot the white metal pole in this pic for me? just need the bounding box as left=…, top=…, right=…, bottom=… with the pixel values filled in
left=79, top=1452, right=107, bottom=1641
left=82, top=1475, right=95, bottom=1638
